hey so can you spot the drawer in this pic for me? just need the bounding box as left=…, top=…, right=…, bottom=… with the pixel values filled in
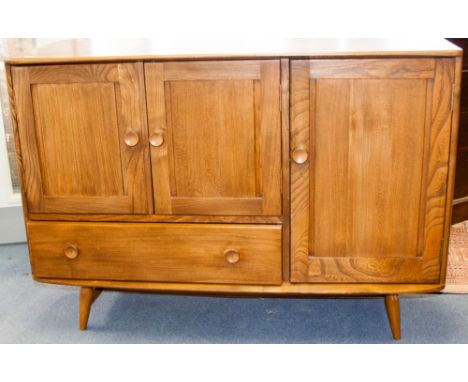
left=27, top=222, right=282, bottom=285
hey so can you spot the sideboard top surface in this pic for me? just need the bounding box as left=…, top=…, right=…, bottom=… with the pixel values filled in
left=4, top=38, right=462, bottom=65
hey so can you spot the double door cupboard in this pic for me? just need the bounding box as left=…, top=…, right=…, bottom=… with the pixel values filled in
left=5, top=39, right=462, bottom=339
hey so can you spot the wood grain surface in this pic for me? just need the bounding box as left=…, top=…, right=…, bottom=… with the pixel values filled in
left=27, top=213, right=282, bottom=224
left=11, top=63, right=153, bottom=214
left=4, top=39, right=461, bottom=65
left=27, top=221, right=282, bottom=285
left=145, top=60, right=281, bottom=216
left=290, top=58, right=456, bottom=283
left=34, top=277, right=445, bottom=296
left=6, top=44, right=463, bottom=338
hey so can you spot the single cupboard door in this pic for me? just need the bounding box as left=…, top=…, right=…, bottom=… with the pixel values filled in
left=12, top=63, right=153, bottom=214
left=145, top=60, right=282, bottom=216
left=290, top=58, right=455, bottom=283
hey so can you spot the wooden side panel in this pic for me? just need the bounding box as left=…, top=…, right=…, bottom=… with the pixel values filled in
left=291, top=58, right=455, bottom=283
left=27, top=221, right=282, bottom=285
left=442, top=55, right=463, bottom=282
left=12, top=63, right=153, bottom=214
left=145, top=60, right=282, bottom=216
left=421, top=58, right=456, bottom=277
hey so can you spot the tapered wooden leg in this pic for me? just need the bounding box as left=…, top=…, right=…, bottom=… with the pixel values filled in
left=79, top=287, right=103, bottom=330
left=384, top=294, right=401, bottom=340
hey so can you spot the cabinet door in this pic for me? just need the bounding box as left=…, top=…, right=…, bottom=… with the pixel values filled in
left=290, top=58, right=455, bottom=283
left=145, top=61, right=282, bottom=216
left=12, top=63, right=153, bottom=214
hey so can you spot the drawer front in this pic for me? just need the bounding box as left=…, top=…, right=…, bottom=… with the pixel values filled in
left=27, top=222, right=282, bottom=285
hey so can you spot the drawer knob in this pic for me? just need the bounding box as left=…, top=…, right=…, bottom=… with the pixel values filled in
left=149, top=131, right=164, bottom=147
left=124, top=129, right=139, bottom=147
left=292, top=146, right=308, bottom=164
left=64, top=243, right=79, bottom=260
left=224, top=248, right=240, bottom=264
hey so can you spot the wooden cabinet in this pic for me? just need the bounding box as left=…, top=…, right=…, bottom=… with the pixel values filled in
left=290, top=58, right=454, bottom=283
left=11, top=63, right=153, bottom=214
left=144, top=60, right=282, bottom=216
left=5, top=39, right=462, bottom=339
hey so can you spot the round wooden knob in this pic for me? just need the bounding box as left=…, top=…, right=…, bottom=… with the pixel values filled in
left=149, top=131, right=164, bottom=147
left=292, top=146, right=308, bottom=164
left=64, top=243, right=79, bottom=260
left=124, top=129, right=139, bottom=147
left=224, top=249, right=240, bottom=264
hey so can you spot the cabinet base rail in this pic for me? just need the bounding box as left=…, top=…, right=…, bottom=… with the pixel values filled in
left=76, top=284, right=409, bottom=339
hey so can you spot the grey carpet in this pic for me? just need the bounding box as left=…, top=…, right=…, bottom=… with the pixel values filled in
left=0, top=243, right=467, bottom=343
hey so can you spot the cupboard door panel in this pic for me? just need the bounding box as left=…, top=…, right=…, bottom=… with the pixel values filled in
left=168, top=80, right=257, bottom=198
left=32, top=83, right=123, bottom=197
left=12, top=63, right=153, bottom=214
left=145, top=60, right=281, bottom=216
left=290, top=58, right=455, bottom=283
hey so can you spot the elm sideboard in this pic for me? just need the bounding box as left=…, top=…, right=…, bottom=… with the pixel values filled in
left=5, top=39, right=462, bottom=339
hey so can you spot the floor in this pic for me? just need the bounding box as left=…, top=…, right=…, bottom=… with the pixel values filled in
left=445, top=220, right=468, bottom=292
left=0, top=243, right=467, bottom=344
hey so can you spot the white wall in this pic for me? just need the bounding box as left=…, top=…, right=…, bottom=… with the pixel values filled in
left=0, top=101, right=26, bottom=244
left=0, top=40, right=26, bottom=244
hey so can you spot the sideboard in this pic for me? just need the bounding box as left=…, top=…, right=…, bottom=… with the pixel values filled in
left=5, top=39, right=462, bottom=339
